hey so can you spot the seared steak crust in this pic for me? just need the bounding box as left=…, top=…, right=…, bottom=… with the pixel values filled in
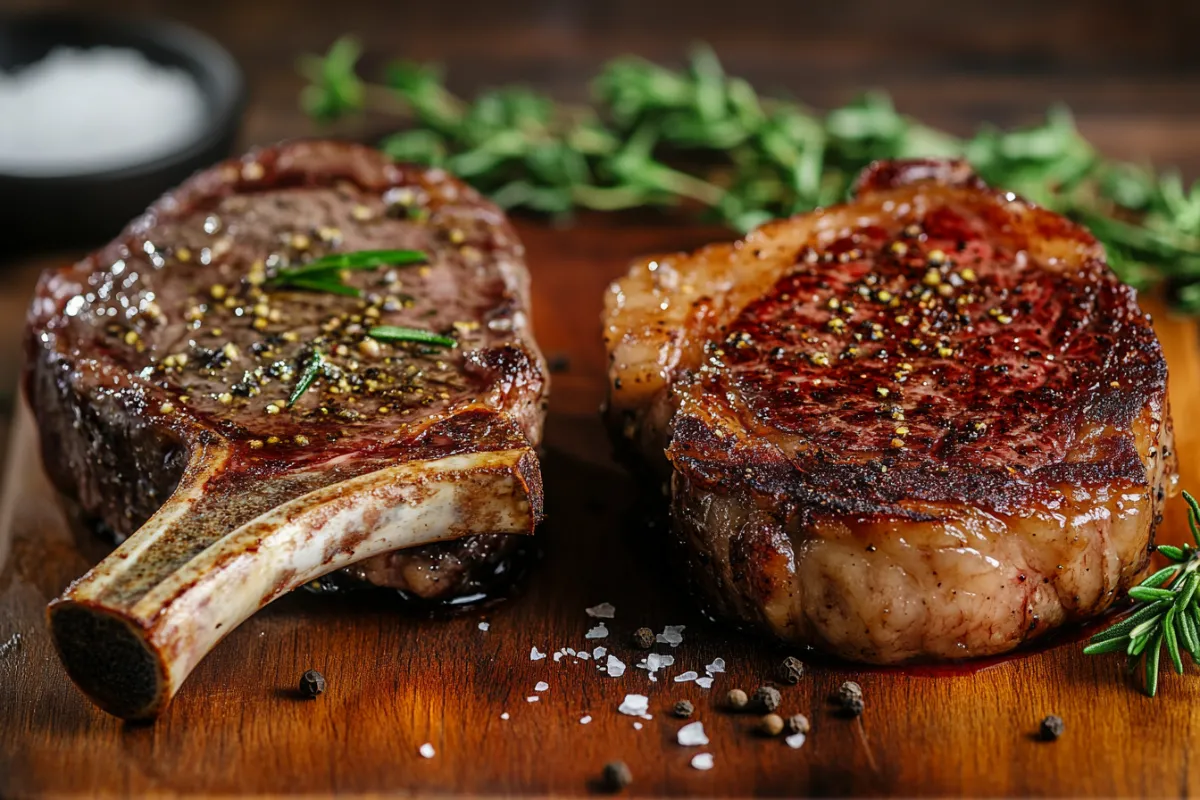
left=605, top=159, right=1175, bottom=663
left=26, top=140, right=547, bottom=601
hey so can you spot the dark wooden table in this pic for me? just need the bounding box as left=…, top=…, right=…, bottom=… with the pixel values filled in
left=2, top=1, right=1200, bottom=796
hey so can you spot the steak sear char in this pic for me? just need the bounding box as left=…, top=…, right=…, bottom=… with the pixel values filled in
left=26, top=141, right=547, bottom=718
left=604, top=159, right=1176, bottom=664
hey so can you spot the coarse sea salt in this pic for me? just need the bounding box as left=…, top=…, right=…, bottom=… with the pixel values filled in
left=534, top=681, right=549, bottom=692
left=526, top=695, right=539, bottom=703
left=478, top=621, right=489, bottom=631
left=530, top=646, right=546, bottom=661
left=577, top=651, right=591, bottom=661
left=677, top=721, right=709, bottom=746
left=695, top=677, right=714, bottom=689
left=657, top=625, right=686, bottom=647
left=593, top=646, right=607, bottom=659
left=674, top=671, right=699, bottom=683
left=691, top=753, right=714, bottom=771
left=500, top=712, right=510, bottom=720
left=786, top=732, right=807, bottom=749
left=0, top=47, right=206, bottom=176
left=705, top=658, right=726, bottom=674
left=618, top=694, right=649, bottom=716
left=606, top=654, right=626, bottom=677
left=585, top=624, right=609, bottom=639
left=585, top=602, right=616, bottom=619
left=553, top=652, right=564, bottom=662
left=580, top=715, right=592, bottom=725
left=637, top=653, right=675, bottom=679
left=633, top=722, right=643, bottom=730
left=419, top=743, right=435, bottom=759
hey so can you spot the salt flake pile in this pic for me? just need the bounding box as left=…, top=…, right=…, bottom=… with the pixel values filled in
left=0, top=47, right=206, bottom=176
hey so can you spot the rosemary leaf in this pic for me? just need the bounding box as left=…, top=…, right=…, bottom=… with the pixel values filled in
left=1176, top=574, right=1199, bottom=612
left=1145, top=629, right=1164, bottom=697
left=1130, top=614, right=1166, bottom=642
left=1083, top=637, right=1131, bottom=656
left=1129, top=586, right=1178, bottom=603
left=1142, top=565, right=1181, bottom=589
left=1089, top=600, right=1170, bottom=644
left=367, top=325, right=456, bottom=348
left=287, top=350, right=325, bottom=408
left=1180, top=609, right=1200, bottom=657
left=1157, top=544, right=1188, bottom=563
left=1165, top=607, right=1184, bottom=674
left=277, top=249, right=427, bottom=278
left=1185, top=490, right=1200, bottom=545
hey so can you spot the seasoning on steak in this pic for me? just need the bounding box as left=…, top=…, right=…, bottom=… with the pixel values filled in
left=26, top=140, right=548, bottom=718
left=603, top=158, right=1176, bottom=664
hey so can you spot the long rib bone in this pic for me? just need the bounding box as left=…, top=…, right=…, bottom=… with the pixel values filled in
left=48, top=444, right=540, bottom=720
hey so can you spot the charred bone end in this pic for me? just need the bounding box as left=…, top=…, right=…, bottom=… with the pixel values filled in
left=49, top=601, right=165, bottom=720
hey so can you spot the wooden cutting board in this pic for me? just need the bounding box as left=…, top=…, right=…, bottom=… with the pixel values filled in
left=3, top=217, right=1200, bottom=798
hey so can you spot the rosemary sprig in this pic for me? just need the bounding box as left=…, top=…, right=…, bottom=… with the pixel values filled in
left=287, top=349, right=325, bottom=408
left=1084, top=491, right=1200, bottom=696
left=299, top=38, right=1200, bottom=312
left=269, top=249, right=428, bottom=296
left=367, top=325, right=456, bottom=348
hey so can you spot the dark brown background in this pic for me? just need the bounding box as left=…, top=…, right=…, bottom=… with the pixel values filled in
left=2, top=1, right=1200, bottom=796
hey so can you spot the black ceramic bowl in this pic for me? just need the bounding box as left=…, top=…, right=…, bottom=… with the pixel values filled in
left=0, top=14, right=244, bottom=254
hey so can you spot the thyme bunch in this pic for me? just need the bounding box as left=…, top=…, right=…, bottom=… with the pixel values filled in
left=1085, top=491, right=1200, bottom=696
left=300, top=38, right=1200, bottom=311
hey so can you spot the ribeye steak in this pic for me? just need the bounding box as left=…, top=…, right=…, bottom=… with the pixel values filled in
left=604, top=159, right=1175, bottom=664
left=26, top=140, right=547, bottom=718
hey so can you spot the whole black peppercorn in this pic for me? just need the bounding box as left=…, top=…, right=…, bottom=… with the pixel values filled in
left=752, top=685, right=782, bottom=712
left=299, top=669, right=326, bottom=698
left=673, top=700, right=695, bottom=718
left=601, top=761, right=633, bottom=792
left=1039, top=715, right=1065, bottom=741
left=632, top=627, right=656, bottom=650
left=786, top=713, right=811, bottom=735
left=836, top=680, right=863, bottom=707
left=779, top=656, right=805, bottom=685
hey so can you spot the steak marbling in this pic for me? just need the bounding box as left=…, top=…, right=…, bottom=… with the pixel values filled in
left=604, top=159, right=1176, bottom=664
left=26, top=140, right=547, bottom=718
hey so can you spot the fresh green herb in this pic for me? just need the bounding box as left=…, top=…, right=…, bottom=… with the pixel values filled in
left=269, top=249, right=428, bottom=296
left=1084, top=491, right=1200, bottom=696
left=287, top=349, right=325, bottom=408
left=300, top=38, right=1200, bottom=311
left=367, top=325, right=456, bottom=348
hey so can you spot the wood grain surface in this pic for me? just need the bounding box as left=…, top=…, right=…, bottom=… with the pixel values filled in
left=2, top=0, right=1200, bottom=795
left=2, top=213, right=1200, bottom=797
